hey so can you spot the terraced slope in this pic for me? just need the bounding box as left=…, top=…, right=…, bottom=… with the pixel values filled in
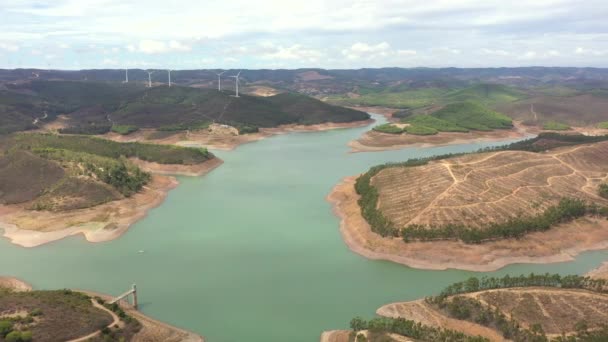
left=372, top=141, right=608, bottom=229
left=468, top=288, right=608, bottom=335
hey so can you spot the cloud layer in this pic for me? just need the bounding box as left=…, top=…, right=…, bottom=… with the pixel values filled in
left=1, top=0, right=607, bottom=69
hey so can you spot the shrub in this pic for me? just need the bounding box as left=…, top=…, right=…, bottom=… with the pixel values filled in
left=20, top=331, right=33, bottom=342
left=599, top=184, right=608, bottom=199
left=5, top=331, right=21, bottom=342
left=0, top=320, right=12, bottom=337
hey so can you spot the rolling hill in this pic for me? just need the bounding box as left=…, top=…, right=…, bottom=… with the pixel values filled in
left=0, top=81, right=369, bottom=135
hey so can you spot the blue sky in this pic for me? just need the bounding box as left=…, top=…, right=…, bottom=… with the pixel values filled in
left=1, top=0, right=607, bottom=69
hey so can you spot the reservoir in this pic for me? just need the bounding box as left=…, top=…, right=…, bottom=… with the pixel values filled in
left=1, top=114, right=607, bottom=341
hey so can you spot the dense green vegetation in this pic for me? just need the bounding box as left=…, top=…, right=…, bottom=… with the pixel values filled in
left=372, top=123, right=404, bottom=134
left=405, top=114, right=469, bottom=132
left=431, top=102, right=513, bottom=131
left=404, top=124, right=438, bottom=135
left=543, top=121, right=571, bottom=131
left=327, top=83, right=527, bottom=109
left=111, top=125, right=139, bottom=135
left=355, top=133, right=608, bottom=241
left=349, top=316, right=488, bottom=342
left=13, top=133, right=212, bottom=165
left=598, top=122, right=608, bottom=129
left=432, top=273, right=607, bottom=301
left=0, top=81, right=369, bottom=135
left=372, top=102, right=513, bottom=136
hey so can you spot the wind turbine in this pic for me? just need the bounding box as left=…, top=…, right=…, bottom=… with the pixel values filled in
left=124, top=69, right=128, bottom=83
left=167, top=69, right=172, bottom=87
left=146, top=70, right=154, bottom=88
left=230, top=71, right=241, bottom=97
left=215, top=71, right=226, bottom=91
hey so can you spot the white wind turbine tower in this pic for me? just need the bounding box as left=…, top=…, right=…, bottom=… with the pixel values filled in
left=167, top=69, right=172, bottom=87
left=146, top=70, right=154, bottom=88
left=215, top=71, right=226, bottom=91
left=230, top=71, right=242, bottom=97
left=124, top=69, right=129, bottom=83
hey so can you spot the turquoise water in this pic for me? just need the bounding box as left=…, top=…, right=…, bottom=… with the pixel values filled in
left=1, top=114, right=607, bottom=342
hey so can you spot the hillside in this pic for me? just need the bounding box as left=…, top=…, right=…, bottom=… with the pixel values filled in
left=358, top=136, right=608, bottom=242
left=373, top=102, right=513, bottom=136
left=324, top=274, right=608, bottom=342
left=0, top=133, right=213, bottom=211
left=330, top=134, right=608, bottom=271
left=0, top=81, right=369, bottom=135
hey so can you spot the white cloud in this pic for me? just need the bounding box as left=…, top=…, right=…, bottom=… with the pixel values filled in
left=397, top=49, right=417, bottom=56
left=260, top=44, right=323, bottom=62
left=0, top=42, right=19, bottom=52
left=133, top=39, right=192, bottom=54
left=102, top=58, right=119, bottom=65
left=342, top=42, right=392, bottom=60
left=575, top=47, right=605, bottom=56
left=481, top=48, right=510, bottom=56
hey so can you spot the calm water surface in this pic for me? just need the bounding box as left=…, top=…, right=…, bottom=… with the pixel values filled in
left=1, top=114, right=607, bottom=341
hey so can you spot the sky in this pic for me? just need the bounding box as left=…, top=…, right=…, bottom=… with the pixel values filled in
left=1, top=0, right=607, bottom=70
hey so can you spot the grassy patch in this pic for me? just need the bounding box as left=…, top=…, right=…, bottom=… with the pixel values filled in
left=111, top=125, right=138, bottom=135
left=597, top=121, right=608, bottom=129
left=404, top=125, right=438, bottom=135
left=372, top=124, right=404, bottom=134
left=543, top=121, right=571, bottom=130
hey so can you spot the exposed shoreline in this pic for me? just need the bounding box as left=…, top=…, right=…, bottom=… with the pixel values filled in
left=349, top=122, right=535, bottom=153
left=326, top=176, right=608, bottom=272
left=100, top=119, right=375, bottom=151
left=0, top=157, right=222, bottom=248
left=0, top=277, right=204, bottom=342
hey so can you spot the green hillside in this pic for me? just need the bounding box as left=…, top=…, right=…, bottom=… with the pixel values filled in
left=442, top=83, right=527, bottom=105
left=374, top=102, right=513, bottom=136
left=0, top=81, right=369, bottom=135
left=111, top=86, right=368, bottom=129
left=0, top=133, right=214, bottom=211
left=431, top=102, right=513, bottom=131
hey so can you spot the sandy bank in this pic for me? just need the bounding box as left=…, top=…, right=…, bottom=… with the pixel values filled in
left=130, top=157, right=224, bottom=177
left=0, top=276, right=32, bottom=291
left=377, top=299, right=506, bottom=341
left=1, top=175, right=177, bottom=248
left=327, top=176, right=608, bottom=271
left=588, top=261, right=608, bottom=279
left=100, top=119, right=374, bottom=151
left=349, top=122, right=534, bottom=153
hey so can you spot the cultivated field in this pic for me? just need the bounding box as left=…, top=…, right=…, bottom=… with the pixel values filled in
left=372, top=141, right=608, bottom=229
left=468, top=288, right=608, bottom=335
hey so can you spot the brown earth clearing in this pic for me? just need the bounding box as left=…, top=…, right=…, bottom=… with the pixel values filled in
left=497, top=95, right=608, bottom=126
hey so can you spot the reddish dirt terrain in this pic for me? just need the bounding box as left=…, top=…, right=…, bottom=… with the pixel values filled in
left=373, top=142, right=608, bottom=228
